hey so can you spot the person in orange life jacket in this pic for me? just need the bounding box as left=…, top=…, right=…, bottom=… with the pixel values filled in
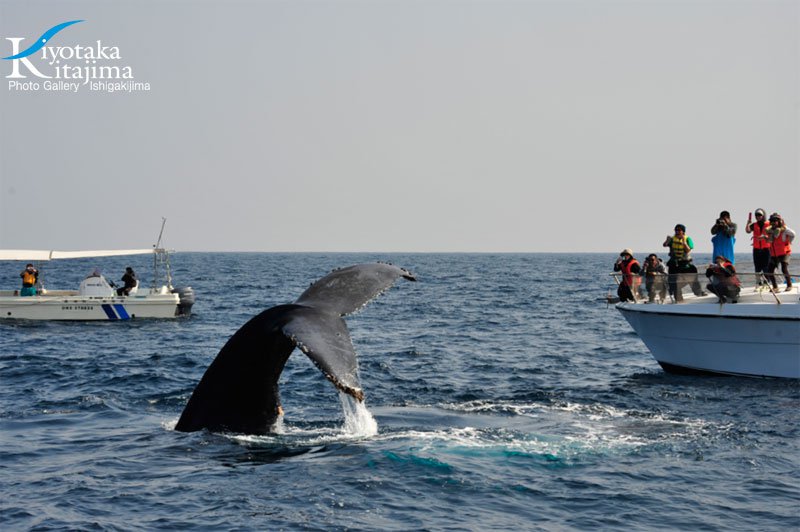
left=613, top=249, right=641, bottom=302
left=710, top=210, right=737, bottom=264
left=19, top=263, right=39, bottom=296
left=643, top=254, right=667, bottom=303
left=705, top=255, right=741, bottom=303
left=745, top=208, right=771, bottom=280
left=765, top=213, right=795, bottom=291
left=663, top=224, right=705, bottom=302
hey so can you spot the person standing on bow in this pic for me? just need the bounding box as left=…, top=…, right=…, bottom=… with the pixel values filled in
left=765, top=213, right=795, bottom=292
left=663, top=224, right=704, bottom=302
left=745, top=208, right=771, bottom=283
left=613, top=249, right=641, bottom=302
left=711, top=210, right=737, bottom=264
left=19, top=263, right=39, bottom=296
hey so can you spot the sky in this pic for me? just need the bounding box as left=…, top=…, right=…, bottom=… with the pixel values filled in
left=0, top=0, right=797, bottom=254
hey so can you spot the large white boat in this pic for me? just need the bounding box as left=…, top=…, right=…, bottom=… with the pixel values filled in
left=614, top=274, right=800, bottom=378
left=0, top=246, right=194, bottom=321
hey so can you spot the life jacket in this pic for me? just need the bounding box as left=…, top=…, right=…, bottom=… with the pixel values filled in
left=621, top=259, right=641, bottom=289
left=770, top=229, right=792, bottom=257
left=670, top=237, right=688, bottom=260
left=21, top=271, right=36, bottom=286
left=706, top=261, right=742, bottom=286
left=751, top=221, right=770, bottom=250
left=716, top=260, right=741, bottom=287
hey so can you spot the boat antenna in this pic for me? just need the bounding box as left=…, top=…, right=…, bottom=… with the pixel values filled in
left=152, top=218, right=172, bottom=290
left=155, top=217, right=167, bottom=250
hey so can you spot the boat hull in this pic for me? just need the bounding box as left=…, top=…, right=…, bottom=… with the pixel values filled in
left=0, top=293, right=180, bottom=320
left=617, top=302, right=800, bottom=378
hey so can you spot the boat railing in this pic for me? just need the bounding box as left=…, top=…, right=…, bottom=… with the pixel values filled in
left=610, top=271, right=793, bottom=304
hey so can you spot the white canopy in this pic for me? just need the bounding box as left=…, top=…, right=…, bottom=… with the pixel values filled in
left=0, top=249, right=157, bottom=261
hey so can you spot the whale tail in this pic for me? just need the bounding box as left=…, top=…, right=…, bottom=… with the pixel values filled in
left=175, top=263, right=415, bottom=435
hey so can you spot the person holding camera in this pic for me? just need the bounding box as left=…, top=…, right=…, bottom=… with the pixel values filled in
left=765, top=213, right=795, bottom=292
left=710, top=210, right=737, bottom=264
left=745, top=208, right=771, bottom=280
left=19, top=263, right=39, bottom=296
left=643, top=254, right=667, bottom=303
left=663, top=224, right=704, bottom=302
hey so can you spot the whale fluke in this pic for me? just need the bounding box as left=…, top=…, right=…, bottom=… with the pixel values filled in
left=295, top=262, right=416, bottom=316
left=175, top=263, right=416, bottom=435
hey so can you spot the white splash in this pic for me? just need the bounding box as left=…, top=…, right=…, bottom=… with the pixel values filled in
left=339, top=392, right=378, bottom=437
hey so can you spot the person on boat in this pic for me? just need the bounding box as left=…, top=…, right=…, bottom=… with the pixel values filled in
left=116, top=267, right=138, bottom=296
left=643, top=254, right=667, bottom=303
left=663, top=224, right=704, bottom=302
left=705, top=255, right=741, bottom=303
left=710, top=210, right=737, bottom=264
left=613, top=249, right=641, bottom=302
left=745, top=208, right=771, bottom=283
left=765, top=213, right=795, bottom=292
left=19, top=263, right=39, bottom=296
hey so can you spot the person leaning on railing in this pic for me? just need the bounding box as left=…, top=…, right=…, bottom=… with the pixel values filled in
left=643, top=254, right=667, bottom=303
left=765, top=213, right=795, bottom=292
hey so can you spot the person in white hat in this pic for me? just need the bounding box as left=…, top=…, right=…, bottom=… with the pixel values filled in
left=613, top=249, right=641, bottom=302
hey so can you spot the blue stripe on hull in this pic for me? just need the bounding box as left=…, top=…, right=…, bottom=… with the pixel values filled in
left=101, top=304, right=118, bottom=320
left=114, top=304, right=130, bottom=319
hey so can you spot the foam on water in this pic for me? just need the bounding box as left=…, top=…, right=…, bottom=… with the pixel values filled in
left=339, top=392, right=378, bottom=437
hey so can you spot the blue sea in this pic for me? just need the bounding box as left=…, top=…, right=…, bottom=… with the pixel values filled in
left=1, top=253, right=798, bottom=531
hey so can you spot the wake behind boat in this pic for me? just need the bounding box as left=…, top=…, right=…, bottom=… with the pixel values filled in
left=0, top=224, right=194, bottom=321
left=614, top=274, right=799, bottom=378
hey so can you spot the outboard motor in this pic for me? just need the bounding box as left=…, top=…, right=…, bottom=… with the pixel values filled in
left=172, top=286, right=195, bottom=316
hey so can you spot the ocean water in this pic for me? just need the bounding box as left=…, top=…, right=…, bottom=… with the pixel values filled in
left=1, top=253, right=798, bottom=531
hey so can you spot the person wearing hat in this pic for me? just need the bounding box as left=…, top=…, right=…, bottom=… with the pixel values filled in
left=745, top=208, right=771, bottom=280
left=19, top=263, right=39, bottom=296
left=710, top=210, right=737, bottom=264
left=765, top=213, right=795, bottom=291
left=613, top=249, right=641, bottom=302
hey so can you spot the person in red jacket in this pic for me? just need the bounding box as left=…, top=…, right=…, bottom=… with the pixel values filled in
left=765, top=213, right=795, bottom=291
left=745, top=208, right=771, bottom=283
left=613, top=249, right=641, bottom=302
left=705, top=255, right=741, bottom=303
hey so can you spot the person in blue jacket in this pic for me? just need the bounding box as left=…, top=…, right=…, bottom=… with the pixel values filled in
left=711, top=210, right=737, bottom=264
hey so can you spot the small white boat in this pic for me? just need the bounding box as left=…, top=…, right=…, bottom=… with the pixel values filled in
left=0, top=233, right=194, bottom=321
left=614, top=274, right=800, bottom=378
